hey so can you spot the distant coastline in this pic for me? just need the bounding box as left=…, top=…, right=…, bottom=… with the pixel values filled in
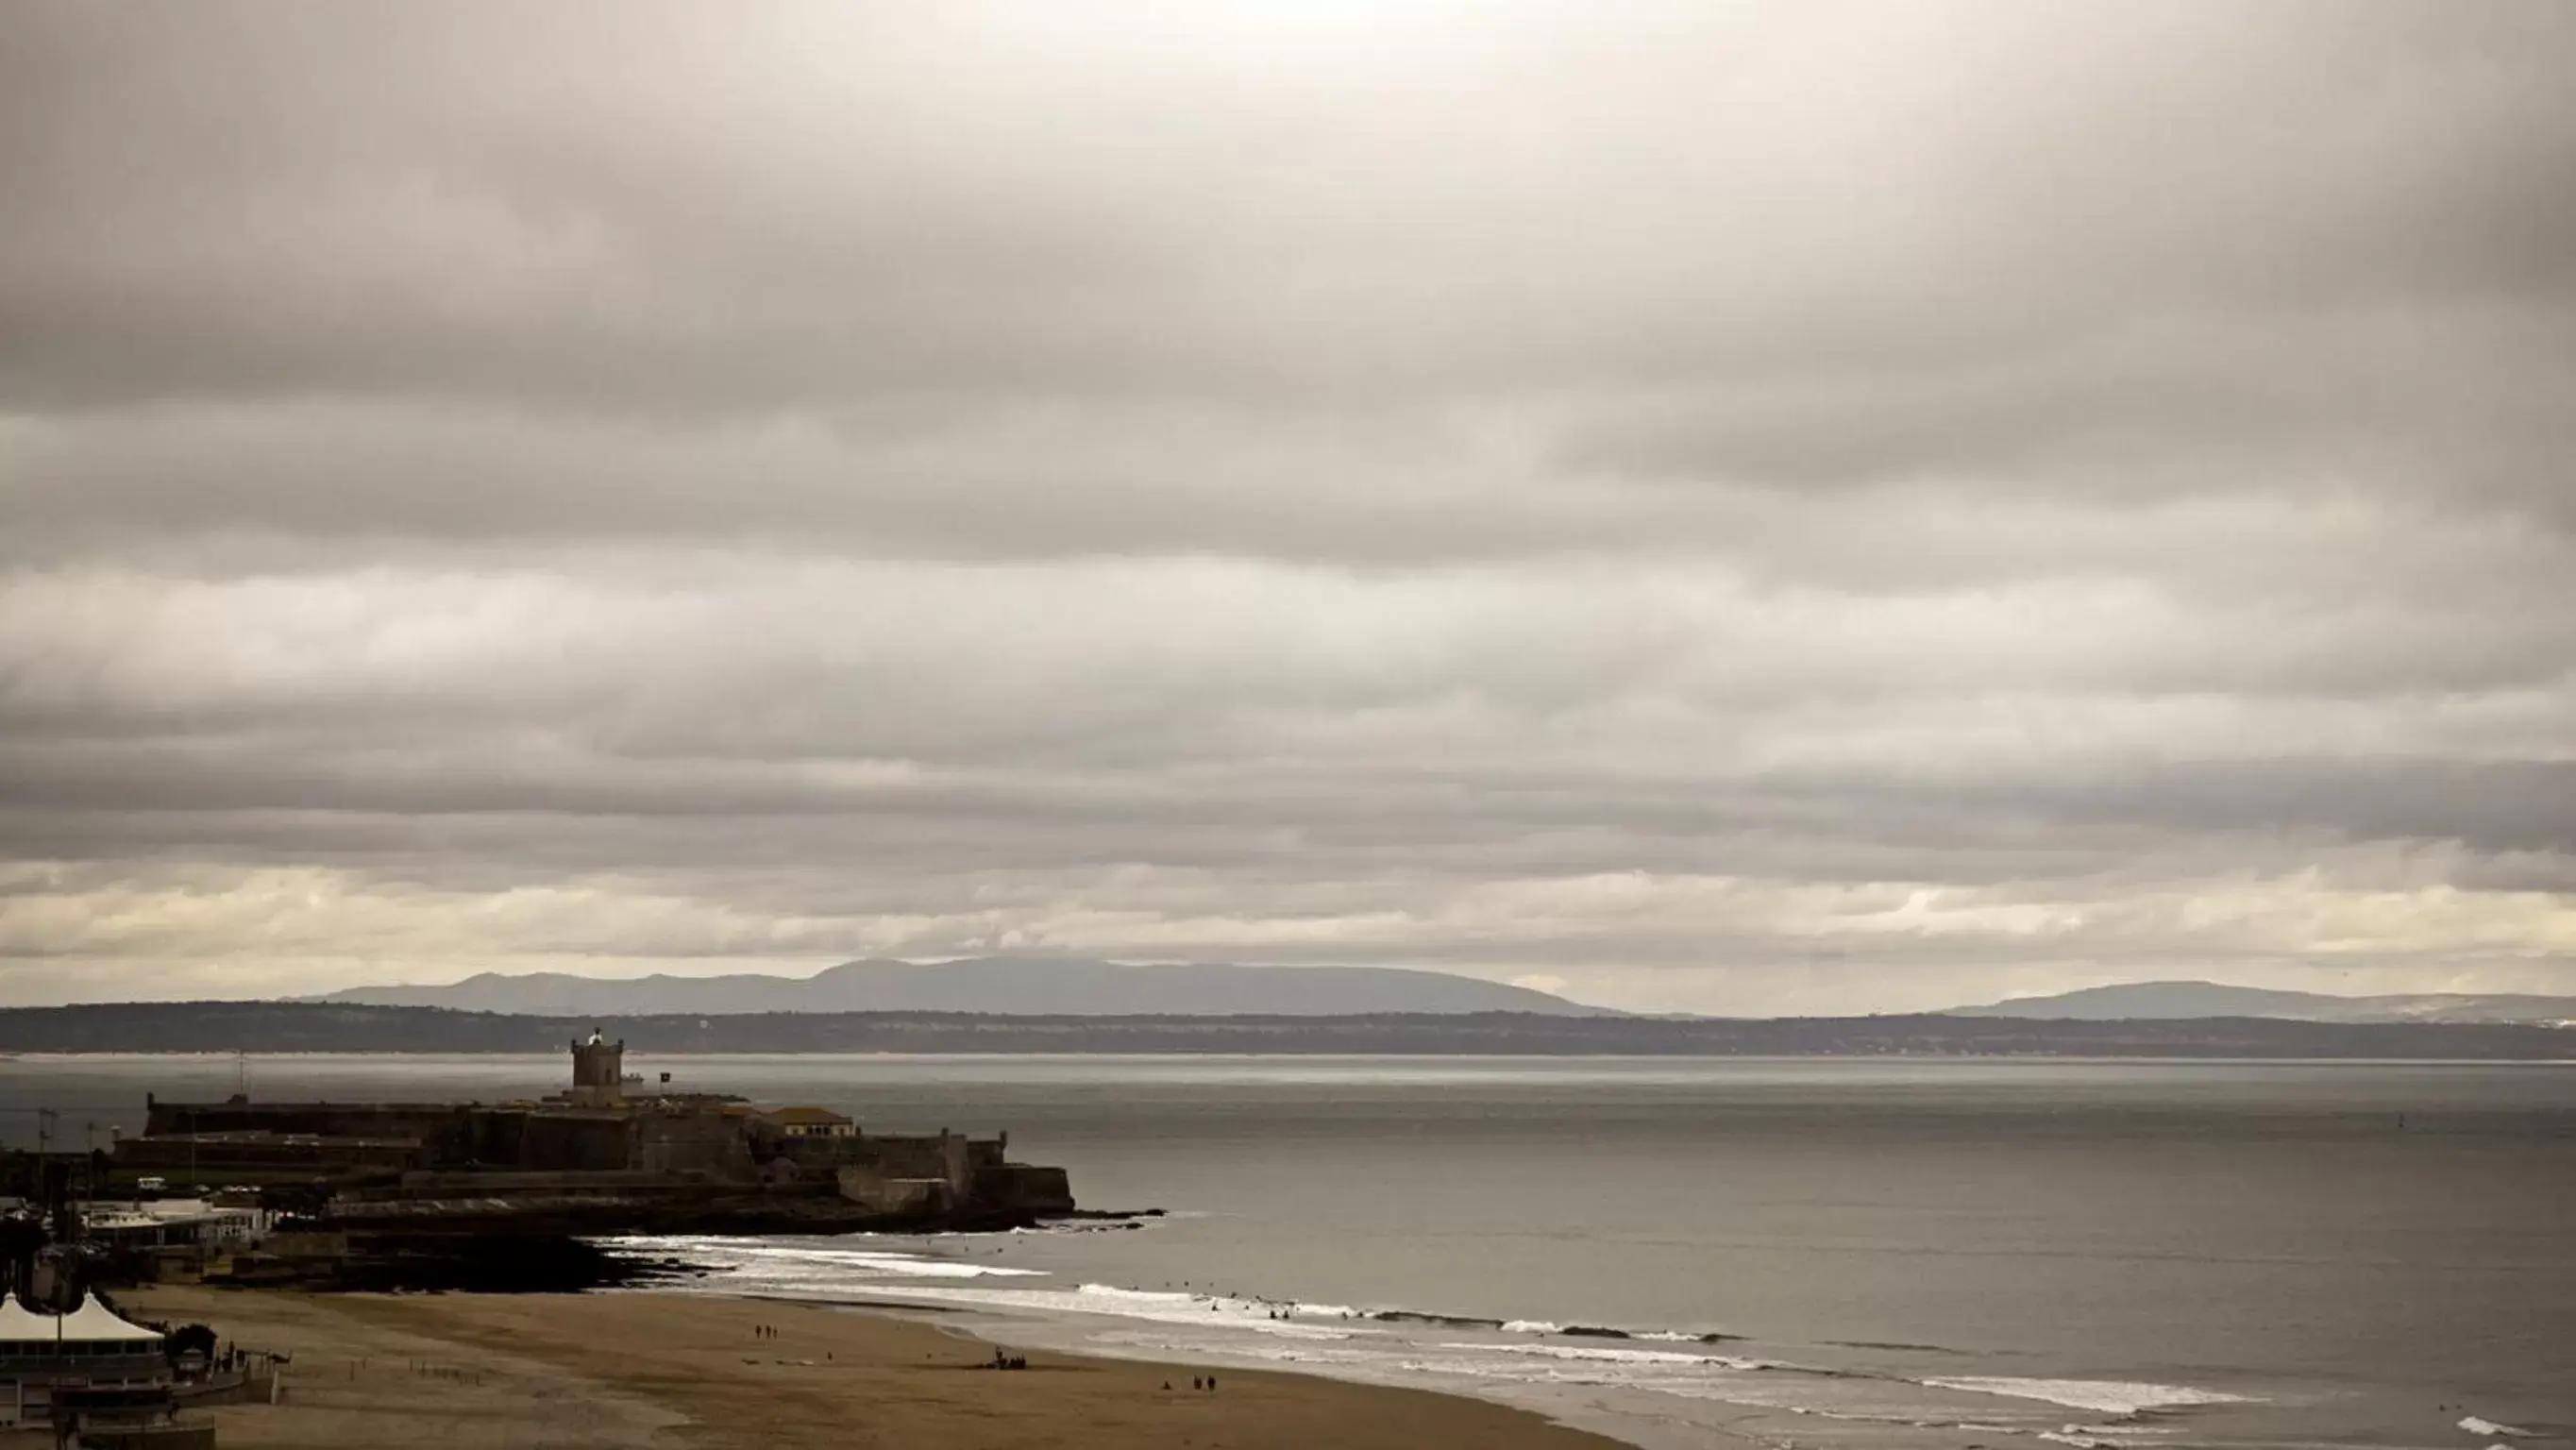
left=2, top=1001, right=2568, bottom=1058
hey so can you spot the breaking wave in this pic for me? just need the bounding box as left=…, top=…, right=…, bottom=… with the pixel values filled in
left=1442, top=1340, right=1784, bottom=1373
left=605, top=1231, right=2265, bottom=1446
left=610, top=1234, right=1049, bottom=1279
left=1921, top=1376, right=2254, bottom=1417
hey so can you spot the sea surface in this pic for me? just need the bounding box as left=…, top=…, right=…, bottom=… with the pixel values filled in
left=6, top=1053, right=2571, bottom=1450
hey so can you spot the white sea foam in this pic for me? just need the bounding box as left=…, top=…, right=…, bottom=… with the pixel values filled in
left=614, top=1231, right=2274, bottom=1446
left=743, top=1249, right=1048, bottom=1280
left=1444, top=1340, right=1775, bottom=1372
left=2460, top=1416, right=2534, bottom=1438
left=1071, top=1292, right=1370, bottom=1328
left=1922, top=1376, right=2251, bottom=1417
left=786, top=1280, right=1372, bottom=1340
left=608, top=1235, right=1049, bottom=1279
left=872, top=1287, right=2274, bottom=1450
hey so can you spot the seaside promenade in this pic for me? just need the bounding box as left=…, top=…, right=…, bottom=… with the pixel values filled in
left=114, top=1287, right=1625, bottom=1450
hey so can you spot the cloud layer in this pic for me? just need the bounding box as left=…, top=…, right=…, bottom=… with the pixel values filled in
left=3, top=0, right=2572, bottom=1011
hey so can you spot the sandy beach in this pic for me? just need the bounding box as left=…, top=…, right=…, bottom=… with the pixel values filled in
left=117, top=1286, right=1628, bottom=1450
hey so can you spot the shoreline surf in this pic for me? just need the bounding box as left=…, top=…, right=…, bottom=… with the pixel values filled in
left=606, top=1232, right=2281, bottom=1450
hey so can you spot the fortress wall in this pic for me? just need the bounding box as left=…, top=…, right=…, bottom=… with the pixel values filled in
left=143, top=1103, right=480, bottom=1162
left=130, top=1043, right=1075, bottom=1222
left=379, top=1170, right=688, bottom=1194
left=771, top=1132, right=963, bottom=1179
left=976, top=1164, right=1074, bottom=1215
left=838, top=1134, right=969, bottom=1186
left=514, top=1113, right=634, bottom=1172
left=115, top=1135, right=429, bottom=1173
left=634, top=1110, right=752, bottom=1177
left=835, top=1166, right=953, bottom=1216
left=464, top=1108, right=530, bottom=1166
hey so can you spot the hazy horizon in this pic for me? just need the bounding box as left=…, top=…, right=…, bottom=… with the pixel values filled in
left=12, top=955, right=2573, bottom=1019
left=4, top=2, right=2572, bottom=1015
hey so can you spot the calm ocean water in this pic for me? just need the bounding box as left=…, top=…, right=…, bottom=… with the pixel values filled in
left=7, top=1054, right=2571, bottom=1450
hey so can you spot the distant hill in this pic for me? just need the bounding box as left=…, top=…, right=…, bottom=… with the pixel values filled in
left=1947, top=980, right=2576, bottom=1025
left=4, top=1002, right=2570, bottom=1058
left=308, top=956, right=1615, bottom=1018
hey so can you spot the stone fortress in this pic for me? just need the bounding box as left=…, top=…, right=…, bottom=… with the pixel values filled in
left=112, top=1034, right=1073, bottom=1254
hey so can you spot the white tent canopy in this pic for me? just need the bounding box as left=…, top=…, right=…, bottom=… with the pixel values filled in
left=0, top=1293, right=56, bottom=1340
left=56, top=1293, right=163, bottom=1343
left=0, top=1291, right=164, bottom=1344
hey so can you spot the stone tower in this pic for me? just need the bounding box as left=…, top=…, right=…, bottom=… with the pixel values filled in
left=568, top=1028, right=626, bottom=1106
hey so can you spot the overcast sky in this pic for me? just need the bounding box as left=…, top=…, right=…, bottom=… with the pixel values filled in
left=3, top=2, right=2572, bottom=1014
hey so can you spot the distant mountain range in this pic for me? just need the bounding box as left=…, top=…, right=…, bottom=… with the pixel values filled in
left=1946, top=980, right=2576, bottom=1025
left=309, top=956, right=1615, bottom=1018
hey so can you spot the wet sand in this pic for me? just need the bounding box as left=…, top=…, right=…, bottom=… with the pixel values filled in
left=122, top=1286, right=1629, bottom=1449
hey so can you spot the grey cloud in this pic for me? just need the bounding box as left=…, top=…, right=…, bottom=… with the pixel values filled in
left=1, top=2, right=2571, bottom=1008
left=8, top=4, right=2575, bottom=412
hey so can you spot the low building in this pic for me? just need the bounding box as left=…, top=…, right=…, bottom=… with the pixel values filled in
left=761, top=1106, right=854, bottom=1138
left=79, top=1201, right=273, bottom=1251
